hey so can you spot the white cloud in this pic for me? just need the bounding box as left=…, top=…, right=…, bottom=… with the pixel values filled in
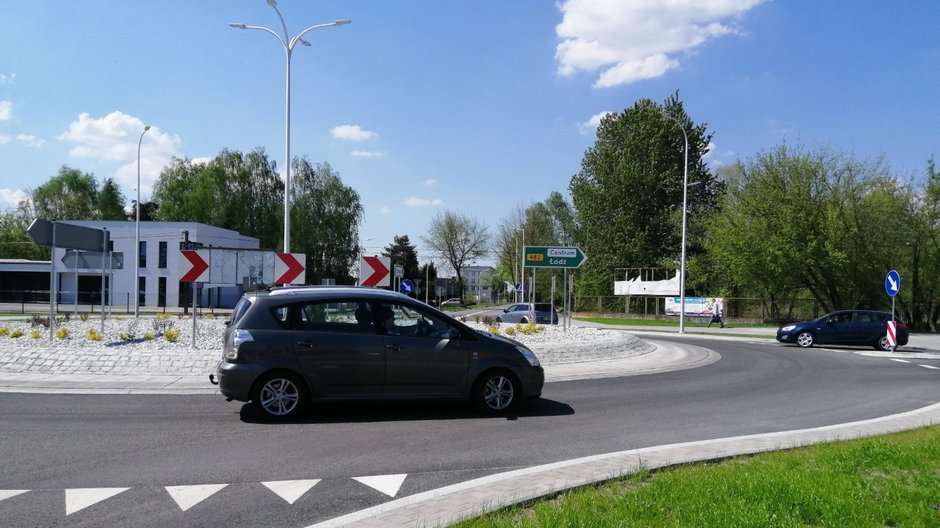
left=423, top=179, right=438, bottom=187
left=15, top=134, right=43, bottom=148
left=0, top=188, right=28, bottom=210
left=379, top=206, right=392, bottom=214
left=556, top=0, right=766, bottom=87
left=58, top=111, right=181, bottom=199
left=0, top=135, right=10, bottom=144
left=579, top=111, right=612, bottom=134
left=190, top=156, right=212, bottom=165
left=351, top=150, right=385, bottom=158
left=0, top=73, right=14, bottom=84
left=330, top=125, right=378, bottom=141
left=403, top=197, right=444, bottom=207
left=0, top=100, right=11, bottom=121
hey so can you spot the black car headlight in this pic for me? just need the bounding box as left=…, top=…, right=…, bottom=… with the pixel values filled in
left=515, top=345, right=540, bottom=367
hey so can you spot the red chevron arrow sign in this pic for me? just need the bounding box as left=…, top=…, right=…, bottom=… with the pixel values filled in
left=275, top=253, right=306, bottom=284
left=179, top=250, right=209, bottom=283
left=360, top=255, right=391, bottom=287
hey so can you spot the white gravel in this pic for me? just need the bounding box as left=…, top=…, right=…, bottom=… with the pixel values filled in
left=0, top=316, right=653, bottom=376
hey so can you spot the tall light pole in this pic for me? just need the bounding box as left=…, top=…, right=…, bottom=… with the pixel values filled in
left=134, top=124, right=151, bottom=319
left=661, top=112, right=689, bottom=334
left=230, top=1, right=350, bottom=253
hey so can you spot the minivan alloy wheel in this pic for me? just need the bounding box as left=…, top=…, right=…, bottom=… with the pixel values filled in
left=796, top=331, right=815, bottom=348
left=475, top=371, right=518, bottom=412
left=254, top=373, right=305, bottom=419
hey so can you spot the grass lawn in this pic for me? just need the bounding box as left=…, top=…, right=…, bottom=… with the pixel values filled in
left=455, top=425, right=940, bottom=527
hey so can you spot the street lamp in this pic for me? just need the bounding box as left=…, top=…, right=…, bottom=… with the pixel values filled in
left=134, top=124, right=151, bottom=319
left=230, top=1, right=350, bottom=253
left=661, top=112, right=689, bottom=334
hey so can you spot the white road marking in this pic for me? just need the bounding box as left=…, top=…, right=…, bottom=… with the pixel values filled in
left=352, top=474, right=408, bottom=498
left=65, top=487, right=130, bottom=515
left=0, top=489, right=28, bottom=502
left=165, top=484, right=228, bottom=512
left=890, top=358, right=911, bottom=364
left=262, top=479, right=321, bottom=505
left=919, top=364, right=939, bottom=370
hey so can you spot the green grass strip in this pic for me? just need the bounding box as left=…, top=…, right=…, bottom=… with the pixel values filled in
left=455, top=426, right=940, bottom=527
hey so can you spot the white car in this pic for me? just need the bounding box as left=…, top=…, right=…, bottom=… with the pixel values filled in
left=439, top=298, right=462, bottom=307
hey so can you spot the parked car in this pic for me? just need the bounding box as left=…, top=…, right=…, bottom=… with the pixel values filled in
left=497, top=303, right=559, bottom=325
left=212, top=286, right=544, bottom=420
left=439, top=298, right=463, bottom=308
left=776, top=310, right=909, bottom=350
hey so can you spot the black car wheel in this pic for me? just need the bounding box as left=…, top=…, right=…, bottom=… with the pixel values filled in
left=520, top=317, right=529, bottom=324
left=252, top=372, right=307, bottom=420
left=876, top=335, right=892, bottom=351
left=796, top=331, right=815, bottom=348
left=472, top=370, right=519, bottom=413
left=495, top=317, right=502, bottom=323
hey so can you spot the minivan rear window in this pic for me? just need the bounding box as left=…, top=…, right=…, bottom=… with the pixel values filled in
left=534, top=303, right=552, bottom=311
left=230, top=298, right=252, bottom=326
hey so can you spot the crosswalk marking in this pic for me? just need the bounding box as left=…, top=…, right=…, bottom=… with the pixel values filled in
left=262, top=479, right=321, bottom=504
left=165, top=484, right=228, bottom=512
left=352, top=474, right=408, bottom=498
left=65, top=487, right=130, bottom=515
left=0, top=489, right=29, bottom=502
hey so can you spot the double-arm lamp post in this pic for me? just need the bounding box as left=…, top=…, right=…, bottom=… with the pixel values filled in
left=660, top=112, right=690, bottom=334
left=230, top=0, right=350, bottom=253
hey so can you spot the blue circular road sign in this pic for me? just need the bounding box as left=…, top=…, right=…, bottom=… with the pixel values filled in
left=399, top=279, right=415, bottom=295
left=885, top=269, right=901, bottom=297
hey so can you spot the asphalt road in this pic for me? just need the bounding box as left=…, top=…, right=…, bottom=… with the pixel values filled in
left=1, top=337, right=939, bottom=527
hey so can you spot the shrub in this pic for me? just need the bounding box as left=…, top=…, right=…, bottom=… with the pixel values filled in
left=164, top=329, right=180, bottom=342
left=155, top=313, right=171, bottom=320
left=86, top=328, right=103, bottom=341
left=202, top=313, right=216, bottom=320
left=0, top=327, right=9, bottom=336
left=487, top=325, right=500, bottom=335
left=30, top=315, right=50, bottom=328
left=504, top=326, right=516, bottom=336
left=28, top=331, right=40, bottom=339
left=143, top=332, right=156, bottom=341
left=11, top=329, right=24, bottom=338
left=55, top=327, right=70, bottom=339
left=151, top=316, right=175, bottom=335
left=79, top=313, right=89, bottom=322
left=118, top=332, right=135, bottom=341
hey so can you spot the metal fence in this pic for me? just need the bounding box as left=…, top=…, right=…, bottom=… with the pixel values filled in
left=573, top=296, right=822, bottom=324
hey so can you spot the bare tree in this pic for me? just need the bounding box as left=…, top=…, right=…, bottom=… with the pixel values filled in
left=423, top=211, right=489, bottom=299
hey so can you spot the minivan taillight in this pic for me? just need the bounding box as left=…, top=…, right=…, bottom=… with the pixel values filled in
left=896, top=321, right=908, bottom=331
left=224, top=329, right=254, bottom=361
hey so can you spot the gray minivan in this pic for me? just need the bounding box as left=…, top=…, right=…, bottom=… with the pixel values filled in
left=212, top=286, right=544, bottom=420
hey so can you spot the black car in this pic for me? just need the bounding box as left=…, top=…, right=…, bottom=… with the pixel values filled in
left=213, top=286, right=544, bottom=420
left=776, top=310, right=909, bottom=350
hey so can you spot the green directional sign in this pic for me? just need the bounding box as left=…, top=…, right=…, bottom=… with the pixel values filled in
left=523, top=246, right=588, bottom=269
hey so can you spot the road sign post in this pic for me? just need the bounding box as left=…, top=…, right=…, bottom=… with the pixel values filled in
left=885, top=269, right=901, bottom=352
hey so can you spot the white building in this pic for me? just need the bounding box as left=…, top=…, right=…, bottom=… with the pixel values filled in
left=54, top=221, right=259, bottom=309
left=461, top=265, right=496, bottom=303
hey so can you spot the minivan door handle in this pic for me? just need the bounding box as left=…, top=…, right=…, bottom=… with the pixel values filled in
left=386, top=344, right=402, bottom=352
left=296, top=340, right=317, bottom=348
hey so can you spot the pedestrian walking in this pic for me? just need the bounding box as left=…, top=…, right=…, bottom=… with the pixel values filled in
left=707, top=298, right=724, bottom=328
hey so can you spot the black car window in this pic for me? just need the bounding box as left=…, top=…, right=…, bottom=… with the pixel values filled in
left=378, top=302, right=451, bottom=338
left=534, top=303, right=552, bottom=312
left=296, top=300, right=377, bottom=334
left=856, top=312, right=878, bottom=323
left=830, top=312, right=853, bottom=324
left=230, top=298, right=252, bottom=326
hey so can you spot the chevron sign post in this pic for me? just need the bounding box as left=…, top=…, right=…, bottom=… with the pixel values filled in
left=179, top=250, right=210, bottom=282
left=360, top=255, right=391, bottom=287
left=275, top=253, right=306, bottom=284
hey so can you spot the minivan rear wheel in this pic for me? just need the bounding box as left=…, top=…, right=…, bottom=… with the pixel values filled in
left=472, top=370, right=519, bottom=413
left=252, top=372, right=307, bottom=420
left=876, top=335, right=892, bottom=351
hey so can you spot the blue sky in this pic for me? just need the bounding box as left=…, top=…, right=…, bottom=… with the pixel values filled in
left=1, top=0, right=938, bottom=260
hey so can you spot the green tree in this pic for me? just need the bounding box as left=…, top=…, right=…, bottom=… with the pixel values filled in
left=153, top=149, right=283, bottom=250
left=704, top=145, right=907, bottom=316
left=569, top=94, right=720, bottom=300
left=0, top=211, right=47, bottom=260
left=423, top=210, right=489, bottom=299
left=290, top=159, right=363, bottom=285
left=97, top=178, right=127, bottom=220
left=31, top=166, right=101, bottom=220
left=382, top=235, right=420, bottom=283
left=418, top=261, right=438, bottom=301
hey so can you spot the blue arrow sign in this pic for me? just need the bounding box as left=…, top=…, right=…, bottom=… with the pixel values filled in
left=399, top=278, right=415, bottom=295
left=885, top=269, right=900, bottom=297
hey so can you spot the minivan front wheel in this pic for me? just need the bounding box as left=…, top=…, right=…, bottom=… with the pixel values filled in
left=796, top=331, right=815, bottom=348
left=252, top=372, right=307, bottom=420
left=473, top=370, right=519, bottom=413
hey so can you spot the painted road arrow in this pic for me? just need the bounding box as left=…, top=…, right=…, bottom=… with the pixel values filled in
left=179, top=249, right=209, bottom=282
left=275, top=253, right=306, bottom=284
left=360, top=255, right=391, bottom=287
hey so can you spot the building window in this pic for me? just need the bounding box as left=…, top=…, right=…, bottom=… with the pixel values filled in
left=158, top=277, right=166, bottom=307
left=138, top=276, right=146, bottom=306
left=158, top=241, right=167, bottom=269
left=139, top=241, right=147, bottom=269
